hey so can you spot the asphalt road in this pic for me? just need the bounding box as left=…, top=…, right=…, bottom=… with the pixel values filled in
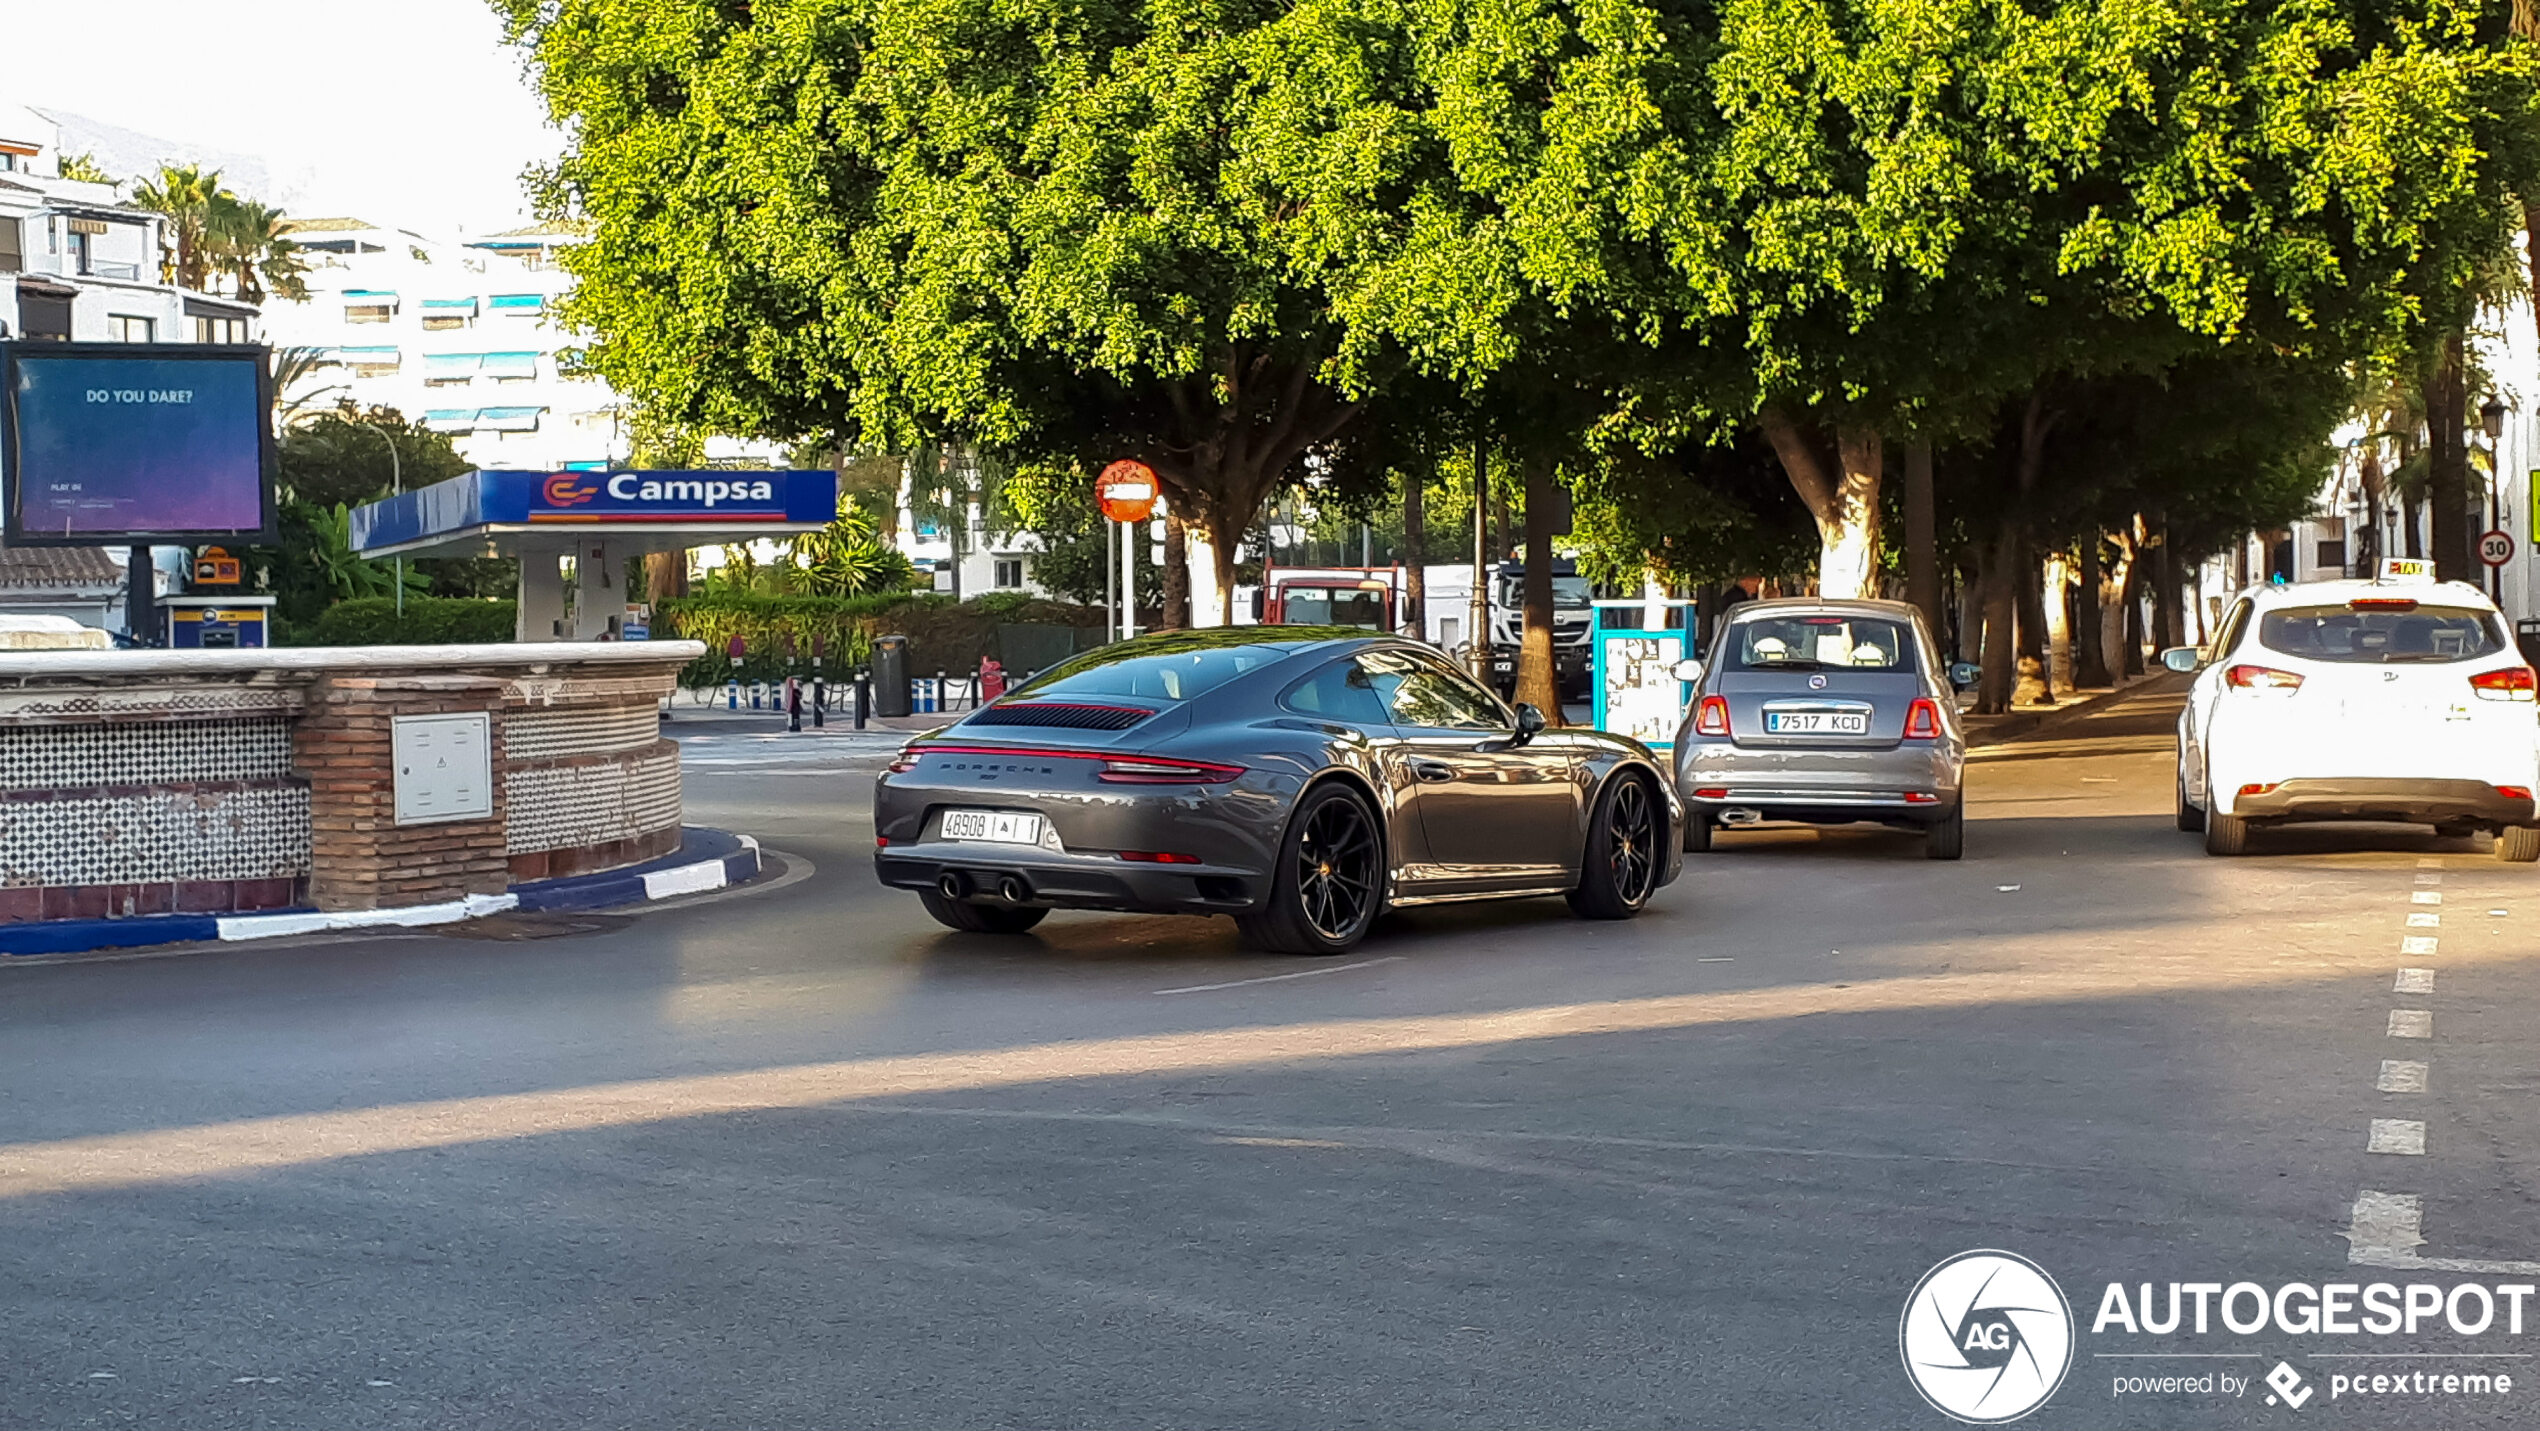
left=4, top=688, right=2538, bottom=1428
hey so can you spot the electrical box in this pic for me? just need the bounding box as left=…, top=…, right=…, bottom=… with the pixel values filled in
left=392, top=713, right=493, bottom=825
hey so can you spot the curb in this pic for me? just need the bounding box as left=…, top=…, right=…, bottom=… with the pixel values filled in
left=0, top=829, right=763, bottom=959
left=1965, top=671, right=2188, bottom=749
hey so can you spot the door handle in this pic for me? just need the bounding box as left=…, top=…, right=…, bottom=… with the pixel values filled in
left=1411, top=760, right=1457, bottom=783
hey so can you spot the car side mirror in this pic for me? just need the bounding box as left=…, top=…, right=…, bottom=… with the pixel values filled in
left=1948, top=661, right=1979, bottom=691
left=2158, top=647, right=2204, bottom=673
left=1512, top=702, right=1548, bottom=741
left=1672, top=658, right=1705, bottom=684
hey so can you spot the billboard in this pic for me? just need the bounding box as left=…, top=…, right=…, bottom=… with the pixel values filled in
left=0, top=342, right=276, bottom=545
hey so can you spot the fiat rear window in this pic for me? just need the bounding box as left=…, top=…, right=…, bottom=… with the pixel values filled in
left=2257, top=605, right=2508, bottom=663
left=1724, top=615, right=1915, bottom=672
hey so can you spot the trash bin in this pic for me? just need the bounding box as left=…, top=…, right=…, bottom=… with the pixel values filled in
left=873, top=634, right=912, bottom=718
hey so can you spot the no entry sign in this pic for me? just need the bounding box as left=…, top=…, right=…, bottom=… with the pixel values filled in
left=1097, top=460, right=1158, bottom=523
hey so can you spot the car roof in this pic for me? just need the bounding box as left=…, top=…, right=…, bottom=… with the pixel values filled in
left=1727, top=597, right=1923, bottom=621
left=2238, top=578, right=2500, bottom=613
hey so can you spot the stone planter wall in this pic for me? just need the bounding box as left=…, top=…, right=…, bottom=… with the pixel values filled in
left=0, top=642, right=701, bottom=920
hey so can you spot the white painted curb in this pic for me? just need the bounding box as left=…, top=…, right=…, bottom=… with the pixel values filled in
left=216, top=893, right=520, bottom=942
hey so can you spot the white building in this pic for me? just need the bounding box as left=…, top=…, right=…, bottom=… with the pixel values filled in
left=0, top=102, right=260, bottom=346
left=259, top=219, right=629, bottom=472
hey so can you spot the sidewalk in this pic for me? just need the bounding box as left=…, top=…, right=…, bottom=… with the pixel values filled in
left=1958, top=669, right=2185, bottom=748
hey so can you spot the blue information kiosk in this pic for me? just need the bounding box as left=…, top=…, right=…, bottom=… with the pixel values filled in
left=349, top=469, right=839, bottom=641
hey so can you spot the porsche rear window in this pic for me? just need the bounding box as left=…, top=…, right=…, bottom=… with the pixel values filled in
left=2257, top=605, right=2507, bottom=663
left=1010, top=641, right=1288, bottom=702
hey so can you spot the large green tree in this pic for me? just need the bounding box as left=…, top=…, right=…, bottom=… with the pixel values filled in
left=1582, top=0, right=2540, bottom=597
left=498, top=0, right=1675, bottom=623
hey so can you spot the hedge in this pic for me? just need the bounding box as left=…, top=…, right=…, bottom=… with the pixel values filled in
left=290, top=597, right=517, bottom=646
left=656, top=591, right=1104, bottom=689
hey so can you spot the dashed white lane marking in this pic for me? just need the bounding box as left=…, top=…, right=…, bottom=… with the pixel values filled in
left=2407, top=912, right=2440, bottom=927
left=1152, top=956, right=1404, bottom=996
left=2348, top=1192, right=2540, bottom=1274
left=2395, top=968, right=2436, bottom=995
left=2368, top=1119, right=2427, bottom=1155
left=2418, top=858, right=2446, bottom=869
left=2412, top=890, right=2444, bottom=905
left=2389, top=1009, right=2434, bottom=1038
left=2401, top=935, right=2439, bottom=955
left=2378, top=1060, right=2429, bottom=1093
left=2416, top=873, right=2445, bottom=886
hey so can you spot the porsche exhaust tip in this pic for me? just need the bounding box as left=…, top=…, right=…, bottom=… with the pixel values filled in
left=937, top=872, right=971, bottom=900
left=997, top=875, right=1031, bottom=904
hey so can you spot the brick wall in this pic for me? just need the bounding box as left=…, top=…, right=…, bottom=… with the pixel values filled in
left=296, top=672, right=511, bottom=912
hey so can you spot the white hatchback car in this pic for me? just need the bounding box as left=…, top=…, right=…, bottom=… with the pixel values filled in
left=2168, top=563, right=2540, bottom=859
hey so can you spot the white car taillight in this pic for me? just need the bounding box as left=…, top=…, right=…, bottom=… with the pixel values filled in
left=2224, top=664, right=2304, bottom=691
left=2469, top=666, right=2537, bottom=702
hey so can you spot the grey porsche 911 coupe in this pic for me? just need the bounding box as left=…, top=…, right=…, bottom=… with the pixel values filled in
left=873, top=628, right=1684, bottom=953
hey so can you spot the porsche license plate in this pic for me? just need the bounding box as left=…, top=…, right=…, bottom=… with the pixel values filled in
left=1767, top=711, right=1867, bottom=735
left=940, top=809, right=1046, bottom=844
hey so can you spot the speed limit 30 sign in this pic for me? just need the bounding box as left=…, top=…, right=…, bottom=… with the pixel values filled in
left=2480, top=529, right=2514, bottom=567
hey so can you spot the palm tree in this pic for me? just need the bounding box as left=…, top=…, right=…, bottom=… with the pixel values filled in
left=128, top=163, right=224, bottom=290
left=270, top=347, right=345, bottom=431
left=55, top=152, right=112, bottom=185
left=209, top=196, right=308, bottom=303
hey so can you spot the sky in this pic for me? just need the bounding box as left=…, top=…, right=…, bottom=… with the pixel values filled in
left=0, top=0, right=557, bottom=238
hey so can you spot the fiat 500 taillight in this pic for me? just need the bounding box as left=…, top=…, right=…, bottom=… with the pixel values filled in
left=1693, top=695, right=1731, bottom=737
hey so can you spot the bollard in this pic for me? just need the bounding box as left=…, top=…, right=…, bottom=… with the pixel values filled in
left=811, top=636, right=826, bottom=729
left=853, top=668, right=870, bottom=730
left=725, top=674, right=740, bottom=711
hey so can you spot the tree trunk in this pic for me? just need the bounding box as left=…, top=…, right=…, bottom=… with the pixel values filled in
left=2151, top=522, right=2180, bottom=652
left=2016, top=546, right=2051, bottom=704
left=1758, top=407, right=1882, bottom=600
left=1904, top=437, right=1940, bottom=635
left=2074, top=536, right=2110, bottom=688
left=1974, top=519, right=2019, bottom=715
left=1160, top=508, right=1190, bottom=629
left=2119, top=540, right=2147, bottom=676
left=1401, top=468, right=1426, bottom=639
left=1468, top=441, right=1492, bottom=680
left=1185, top=528, right=1230, bottom=626
left=1697, top=582, right=1728, bottom=657
left=1514, top=453, right=1563, bottom=720
left=643, top=550, right=688, bottom=602
left=2427, top=330, right=2474, bottom=583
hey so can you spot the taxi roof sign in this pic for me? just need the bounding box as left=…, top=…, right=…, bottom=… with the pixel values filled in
left=2377, top=557, right=2437, bottom=585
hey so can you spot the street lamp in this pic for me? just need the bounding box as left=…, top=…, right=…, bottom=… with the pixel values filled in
left=2484, top=394, right=2509, bottom=444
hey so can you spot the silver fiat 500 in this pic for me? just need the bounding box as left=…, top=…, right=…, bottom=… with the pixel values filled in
left=1671, top=598, right=1971, bottom=859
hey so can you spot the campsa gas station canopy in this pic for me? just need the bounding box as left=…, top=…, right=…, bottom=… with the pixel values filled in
left=350, top=469, right=839, bottom=641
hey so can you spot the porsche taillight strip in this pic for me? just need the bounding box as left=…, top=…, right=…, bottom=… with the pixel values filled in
left=890, top=743, right=1244, bottom=784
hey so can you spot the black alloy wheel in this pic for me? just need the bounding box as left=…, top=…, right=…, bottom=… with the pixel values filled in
left=1570, top=774, right=1661, bottom=920
left=1237, top=783, right=1384, bottom=955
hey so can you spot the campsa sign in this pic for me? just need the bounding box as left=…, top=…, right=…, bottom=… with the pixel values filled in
left=487, top=469, right=837, bottom=525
